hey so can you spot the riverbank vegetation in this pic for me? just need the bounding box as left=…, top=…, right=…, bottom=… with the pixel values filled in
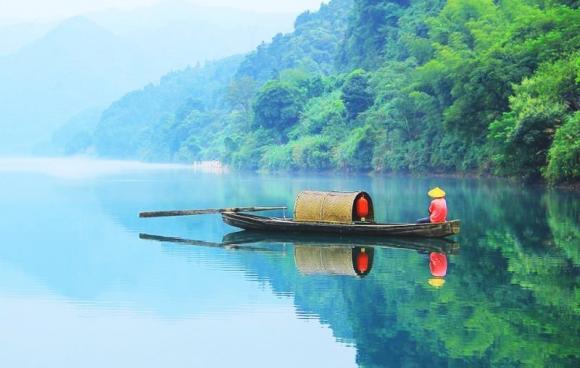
left=59, top=0, right=579, bottom=184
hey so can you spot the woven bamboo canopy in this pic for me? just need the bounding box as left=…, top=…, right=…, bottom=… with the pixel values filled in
left=294, top=246, right=374, bottom=277
left=294, top=191, right=374, bottom=224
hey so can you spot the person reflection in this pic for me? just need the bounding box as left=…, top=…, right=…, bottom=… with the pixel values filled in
left=428, top=252, right=448, bottom=288
left=294, top=246, right=374, bottom=278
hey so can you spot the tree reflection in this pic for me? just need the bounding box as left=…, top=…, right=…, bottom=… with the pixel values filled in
left=132, top=177, right=579, bottom=367
left=227, top=189, right=579, bottom=367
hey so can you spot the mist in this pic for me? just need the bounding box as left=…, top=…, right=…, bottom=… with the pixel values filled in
left=0, top=0, right=324, bottom=154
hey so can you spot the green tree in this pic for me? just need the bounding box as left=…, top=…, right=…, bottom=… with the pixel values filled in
left=489, top=54, right=579, bottom=180
left=290, top=91, right=347, bottom=137
left=253, top=81, right=305, bottom=134
left=237, top=0, right=354, bottom=81
left=338, top=0, right=409, bottom=69
left=334, top=125, right=375, bottom=170
left=342, top=69, right=374, bottom=120
left=226, top=76, right=257, bottom=114
left=545, top=112, right=580, bottom=183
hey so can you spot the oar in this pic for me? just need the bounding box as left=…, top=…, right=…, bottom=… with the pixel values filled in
left=139, top=233, right=274, bottom=252
left=139, top=206, right=287, bottom=218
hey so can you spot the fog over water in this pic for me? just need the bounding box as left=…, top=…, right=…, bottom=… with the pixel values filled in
left=0, top=157, right=190, bottom=178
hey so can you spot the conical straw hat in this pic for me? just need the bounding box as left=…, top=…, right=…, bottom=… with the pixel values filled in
left=428, top=187, right=446, bottom=198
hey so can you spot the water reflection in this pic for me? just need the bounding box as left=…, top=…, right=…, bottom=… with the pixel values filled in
left=427, top=252, right=447, bottom=288
left=140, top=231, right=459, bottom=282
left=0, top=164, right=578, bottom=367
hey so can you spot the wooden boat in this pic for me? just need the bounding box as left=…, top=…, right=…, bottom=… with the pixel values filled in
left=140, top=190, right=461, bottom=239
left=221, top=212, right=460, bottom=238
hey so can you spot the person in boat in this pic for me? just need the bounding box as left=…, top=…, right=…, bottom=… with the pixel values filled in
left=416, top=187, right=447, bottom=224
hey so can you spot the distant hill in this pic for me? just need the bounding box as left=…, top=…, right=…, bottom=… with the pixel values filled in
left=0, top=17, right=142, bottom=153
left=59, top=0, right=354, bottom=162
left=51, top=107, right=104, bottom=155
left=0, top=21, right=55, bottom=56
left=86, top=0, right=297, bottom=79
left=92, top=56, right=243, bottom=159
left=0, top=3, right=297, bottom=154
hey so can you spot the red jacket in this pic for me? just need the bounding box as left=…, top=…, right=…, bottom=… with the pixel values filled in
left=429, top=198, right=447, bottom=223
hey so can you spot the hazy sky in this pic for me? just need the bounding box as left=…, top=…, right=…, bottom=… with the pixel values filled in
left=0, top=0, right=326, bottom=22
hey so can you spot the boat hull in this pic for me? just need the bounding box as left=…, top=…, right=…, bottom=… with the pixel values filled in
left=222, top=212, right=460, bottom=238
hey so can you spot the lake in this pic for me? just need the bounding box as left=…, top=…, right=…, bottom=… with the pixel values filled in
left=0, top=158, right=578, bottom=367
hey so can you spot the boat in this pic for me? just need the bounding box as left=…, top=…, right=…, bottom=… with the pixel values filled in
left=221, top=212, right=460, bottom=238
left=139, top=190, right=461, bottom=239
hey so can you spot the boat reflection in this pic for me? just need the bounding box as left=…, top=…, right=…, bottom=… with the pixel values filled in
left=139, top=231, right=459, bottom=279
left=428, top=252, right=448, bottom=288
left=222, top=230, right=460, bottom=255
left=295, top=246, right=374, bottom=277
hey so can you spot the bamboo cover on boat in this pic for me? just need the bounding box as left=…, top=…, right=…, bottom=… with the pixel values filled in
left=294, top=191, right=374, bottom=223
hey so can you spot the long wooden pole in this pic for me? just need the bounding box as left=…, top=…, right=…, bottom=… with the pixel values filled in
left=139, top=206, right=287, bottom=218
left=139, top=233, right=273, bottom=252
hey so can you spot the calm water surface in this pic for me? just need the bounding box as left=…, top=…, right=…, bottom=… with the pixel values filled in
left=0, top=159, right=578, bottom=367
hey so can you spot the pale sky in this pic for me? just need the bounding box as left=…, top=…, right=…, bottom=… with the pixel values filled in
left=0, top=0, right=326, bottom=22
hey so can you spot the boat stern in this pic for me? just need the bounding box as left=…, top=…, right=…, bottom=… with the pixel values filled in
left=450, top=220, right=461, bottom=235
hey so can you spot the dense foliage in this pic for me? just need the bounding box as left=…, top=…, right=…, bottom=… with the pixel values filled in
left=236, top=0, right=354, bottom=81
left=60, top=0, right=579, bottom=184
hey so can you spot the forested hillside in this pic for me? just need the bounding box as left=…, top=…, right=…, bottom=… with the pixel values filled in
left=61, top=0, right=579, bottom=184
left=92, top=56, right=243, bottom=160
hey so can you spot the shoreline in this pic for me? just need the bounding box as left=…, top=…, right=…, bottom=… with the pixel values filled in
left=257, top=167, right=580, bottom=191
left=2, top=156, right=577, bottom=190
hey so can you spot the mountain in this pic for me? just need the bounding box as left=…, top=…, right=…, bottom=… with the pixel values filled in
left=54, top=0, right=354, bottom=162
left=86, top=0, right=298, bottom=78
left=0, top=2, right=299, bottom=154
left=51, top=107, right=104, bottom=155
left=0, top=17, right=143, bottom=153
left=55, top=0, right=579, bottom=184
left=92, top=56, right=243, bottom=159
left=237, top=0, right=353, bottom=81
left=0, top=21, right=55, bottom=56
